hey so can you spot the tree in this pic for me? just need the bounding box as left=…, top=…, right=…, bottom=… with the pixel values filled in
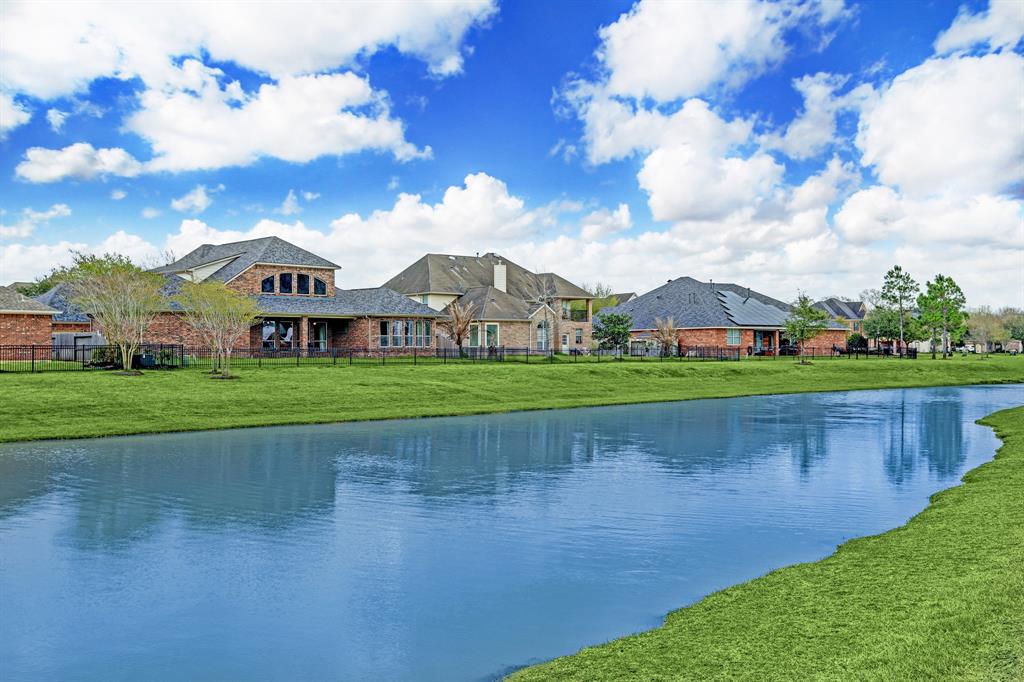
left=523, top=273, right=560, bottom=351
left=784, top=294, right=830, bottom=364
left=862, top=306, right=900, bottom=349
left=847, top=332, right=867, bottom=350
left=592, top=312, right=632, bottom=351
left=966, top=307, right=1006, bottom=356
left=66, top=253, right=166, bottom=373
left=917, top=274, right=967, bottom=359
left=175, top=281, right=261, bottom=378
left=581, top=281, right=618, bottom=314
left=881, top=265, right=919, bottom=353
left=1004, top=310, right=1024, bottom=350
left=652, top=316, right=677, bottom=356
left=439, top=299, right=477, bottom=353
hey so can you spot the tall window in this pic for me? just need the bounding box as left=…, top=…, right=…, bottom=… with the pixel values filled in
left=277, top=321, right=295, bottom=347
left=575, top=328, right=583, bottom=344
left=261, top=319, right=296, bottom=349
left=726, top=329, right=741, bottom=345
left=261, top=276, right=274, bottom=293
left=414, top=320, right=432, bottom=347
left=485, top=323, right=499, bottom=347
left=279, top=273, right=293, bottom=294
left=536, top=320, right=549, bottom=350
left=469, top=323, right=480, bottom=347
left=391, top=320, right=403, bottom=347
left=311, top=321, right=327, bottom=350
left=379, top=320, right=390, bottom=347
left=405, top=321, right=414, bottom=347
left=261, top=321, right=276, bottom=348
left=297, top=274, right=310, bottom=295
left=314, top=278, right=327, bottom=296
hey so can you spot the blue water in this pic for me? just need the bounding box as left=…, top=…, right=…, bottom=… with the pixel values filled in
left=0, top=385, right=1020, bottom=681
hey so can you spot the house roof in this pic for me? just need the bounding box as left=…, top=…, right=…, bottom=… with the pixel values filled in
left=454, top=286, right=535, bottom=321
left=35, top=283, right=89, bottom=322
left=152, top=236, right=340, bottom=283
left=257, top=287, right=443, bottom=318
left=604, top=276, right=846, bottom=331
left=382, top=253, right=592, bottom=301
left=611, top=292, right=637, bottom=303
left=814, top=298, right=867, bottom=320
left=0, top=285, right=57, bottom=315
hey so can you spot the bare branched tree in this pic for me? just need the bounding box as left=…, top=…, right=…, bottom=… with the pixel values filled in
left=523, top=273, right=559, bottom=351
left=439, top=299, right=478, bottom=352
left=68, top=254, right=166, bottom=374
left=652, top=316, right=677, bottom=356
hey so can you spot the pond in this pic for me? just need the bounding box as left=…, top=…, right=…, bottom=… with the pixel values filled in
left=1, top=385, right=1021, bottom=681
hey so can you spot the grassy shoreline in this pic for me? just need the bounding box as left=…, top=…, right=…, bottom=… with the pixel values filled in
left=1, top=356, right=1022, bottom=443
left=510, top=404, right=1024, bottom=681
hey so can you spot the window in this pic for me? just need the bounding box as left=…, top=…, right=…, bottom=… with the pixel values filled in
left=469, top=323, right=480, bottom=347
left=277, top=321, right=295, bottom=347
left=279, top=273, right=293, bottom=294
left=485, top=323, right=499, bottom=347
left=853, top=322, right=860, bottom=332
left=311, top=321, right=327, bottom=350
left=261, top=276, right=275, bottom=293
left=379, top=320, right=390, bottom=346
left=314, top=278, right=327, bottom=296
left=414, top=320, right=432, bottom=347
left=726, top=329, right=741, bottom=345
left=575, top=328, right=583, bottom=344
left=536, top=320, right=549, bottom=350
left=297, top=274, right=310, bottom=295
left=420, top=294, right=429, bottom=304
left=405, top=320, right=414, bottom=347
left=261, top=321, right=276, bottom=349
left=561, top=333, right=569, bottom=347
left=391, top=320, right=404, bottom=347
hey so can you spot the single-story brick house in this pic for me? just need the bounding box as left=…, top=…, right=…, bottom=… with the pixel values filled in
left=603, top=276, right=849, bottom=354
left=40, top=237, right=443, bottom=351
left=0, top=285, right=58, bottom=344
left=382, top=253, right=593, bottom=351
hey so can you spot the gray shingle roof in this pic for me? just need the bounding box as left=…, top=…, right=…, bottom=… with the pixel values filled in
left=611, top=292, right=637, bottom=303
left=153, top=236, right=339, bottom=283
left=382, top=253, right=591, bottom=301
left=257, top=287, right=443, bottom=318
left=814, top=298, right=866, bottom=320
left=603, top=277, right=845, bottom=330
left=0, top=285, right=57, bottom=314
left=35, top=283, right=88, bottom=322
left=454, top=286, right=535, bottom=320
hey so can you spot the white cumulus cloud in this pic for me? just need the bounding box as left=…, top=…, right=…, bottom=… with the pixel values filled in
left=15, top=142, right=143, bottom=183
left=0, top=93, right=31, bottom=138
left=170, top=184, right=220, bottom=214
left=934, top=0, right=1024, bottom=54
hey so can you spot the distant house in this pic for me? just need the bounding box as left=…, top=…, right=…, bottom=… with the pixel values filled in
left=0, top=285, right=57, bottom=344
left=36, top=283, right=93, bottom=333
left=604, top=277, right=849, bottom=353
left=39, top=237, right=443, bottom=351
left=814, top=298, right=867, bottom=335
left=610, top=292, right=637, bottom=304
left=383, top=253, right=594, bottom=351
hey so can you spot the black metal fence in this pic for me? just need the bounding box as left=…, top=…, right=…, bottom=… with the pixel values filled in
left=1, top=342, right=916, bottom=373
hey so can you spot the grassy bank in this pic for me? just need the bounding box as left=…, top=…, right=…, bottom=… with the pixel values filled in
left=510, top=404, right=1024, bottom=681
left=1, top=355, right=1022, bottom=443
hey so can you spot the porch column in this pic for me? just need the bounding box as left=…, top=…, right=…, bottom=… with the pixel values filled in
left=586, top=298, right=593, bottom=321
left=298, top=316, right=309, bottom=349
left=773, top=330, right=780, bottom=349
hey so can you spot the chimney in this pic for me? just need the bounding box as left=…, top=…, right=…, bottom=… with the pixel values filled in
left=493, top=261, right=507, bottom=293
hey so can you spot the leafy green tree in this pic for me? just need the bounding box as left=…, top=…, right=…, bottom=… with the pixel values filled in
left=862, top=306, right=900, bottom=348
left=581, top=282, right=619, bottom=314
left=881, top=265, right=919, bottom=352
left=917, top=275, right=967, bottom=359
left=592, top=312, right=633, bottom=351
left=784, top=294, right=830, bottom=364
left=66, top=253, right=166, bottom=373
left=847, top=332, right=867, bottom=350
left=1004, top=310, right=1024, bottom=350
left=175, top=281, right=262, bottom=378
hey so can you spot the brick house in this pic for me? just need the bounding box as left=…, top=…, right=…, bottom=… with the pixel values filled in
left=604, top=276, right=849, bottom=354
left=40, top=237, right=443, bottom=351
left=814, top=298, right=868, bottom=336
left=0, top=285, right=57, bottom=344
left=382, top=253, right=593, bottom=351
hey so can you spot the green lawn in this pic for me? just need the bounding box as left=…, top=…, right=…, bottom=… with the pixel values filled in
left=0, top=354, right=1021, bottom=443
left=510, top=405, right=1024, bottom=682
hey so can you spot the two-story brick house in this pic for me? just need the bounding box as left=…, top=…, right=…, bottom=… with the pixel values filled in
left=39, top=237, right=442, bottom=351
left=382, top=253, right=594, bottom=351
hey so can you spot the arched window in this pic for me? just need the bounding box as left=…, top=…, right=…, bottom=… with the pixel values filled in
left=313, top=278, right=327, bottom=296
left=297, top=274, right=310, bottom=295
left=279, top=273, right=293, bottom=294
left=261, top=276, right=274, bottom=293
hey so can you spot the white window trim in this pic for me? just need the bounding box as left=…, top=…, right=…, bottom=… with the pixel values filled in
left=726, top=329, right=741, bottom=346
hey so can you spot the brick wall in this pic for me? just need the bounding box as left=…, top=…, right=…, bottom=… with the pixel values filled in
left=53, top=322, right=93, bottom=333
left=0, top=313, right=53, bottom=344
left=145, top=312, right=207, bottom=345
left=229, top=264, right=337, bottom=297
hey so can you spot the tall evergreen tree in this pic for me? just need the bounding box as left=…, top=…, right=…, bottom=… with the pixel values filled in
left=881, top=265, right=919, bottom=353
left=917, top=275, right=967, bottom=359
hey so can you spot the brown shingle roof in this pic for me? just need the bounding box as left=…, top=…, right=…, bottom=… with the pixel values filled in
left=0, top=285, right=57, bottom=315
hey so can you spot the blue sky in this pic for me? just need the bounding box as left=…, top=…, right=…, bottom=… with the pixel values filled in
left=1, top=0, right=1021, bottom=306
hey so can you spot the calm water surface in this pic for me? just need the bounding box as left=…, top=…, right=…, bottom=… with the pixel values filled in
left=1, top=385, right=1021, bottom=681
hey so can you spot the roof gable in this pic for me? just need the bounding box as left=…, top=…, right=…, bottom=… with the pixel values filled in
left=153, top=236, right=339, bottom=283
left=0, top=285, right=57, bottom=314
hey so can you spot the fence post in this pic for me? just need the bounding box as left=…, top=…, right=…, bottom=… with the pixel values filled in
left=414, top=347, right=417, bottom=365
left=31, top=345, right=36, bottom=373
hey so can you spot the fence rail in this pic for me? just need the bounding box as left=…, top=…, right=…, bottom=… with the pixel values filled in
left=0, top=342, right=915, bottom=373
